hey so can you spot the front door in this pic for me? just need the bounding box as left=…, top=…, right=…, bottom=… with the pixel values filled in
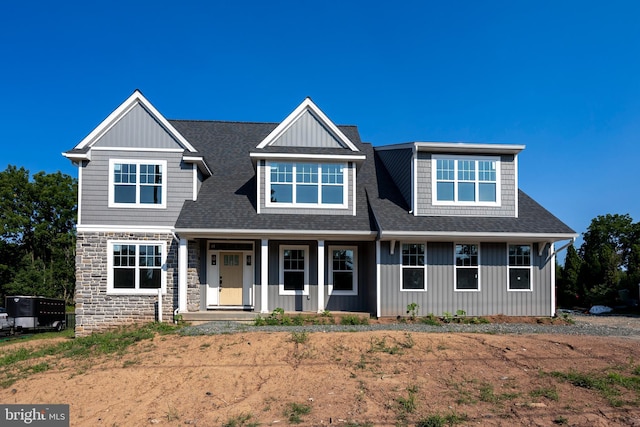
left=219, top=252, right=243, bottom=306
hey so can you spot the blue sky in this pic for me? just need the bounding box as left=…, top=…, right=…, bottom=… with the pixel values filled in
left=2, top=1, right=639, bottom=255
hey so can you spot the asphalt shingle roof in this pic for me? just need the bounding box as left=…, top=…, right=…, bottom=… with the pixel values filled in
left=170, top=120, right=575, bottom=239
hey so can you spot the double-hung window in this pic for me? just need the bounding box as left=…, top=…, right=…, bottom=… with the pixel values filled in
left=508, top=244, right=532, bottom=291
left=107, top=241, right=166, bottom=294
left=329, top=246, right=357, bottom=295
left=279, top=245, right=309, bottom=295
left=109, top=159, right=167, bottom=208
left=268, top=162, right=346, bottom=207
left=401, top=243, right=426, bottom=290
left=433, top=156, right=500, bottom=205
left=455, top=244, right=479, bottom=291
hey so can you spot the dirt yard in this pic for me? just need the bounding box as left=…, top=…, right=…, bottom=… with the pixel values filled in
left=1, top=317, right=639, bottom=426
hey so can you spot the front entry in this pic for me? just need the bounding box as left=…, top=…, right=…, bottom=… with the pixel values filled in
left=206, top=241, right=254, bottom=308
left=219, top=252, right=243, bottom=305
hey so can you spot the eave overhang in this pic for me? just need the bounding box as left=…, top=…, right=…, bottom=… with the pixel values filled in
left=174, top=228, right=377, bottom=241
left=379, top=230, right=578, bottom=243
left=376, top=142, right=525, bottom=155
left=182, top=154, right=212, bottom=177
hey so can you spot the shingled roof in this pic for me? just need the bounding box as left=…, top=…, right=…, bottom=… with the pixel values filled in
left=170, top=119, right=575, bottom=240
left=170, top=120, right=378, bottom=237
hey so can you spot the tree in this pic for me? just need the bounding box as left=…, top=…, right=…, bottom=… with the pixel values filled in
left=578, top=214, right=635, bottom=306
left=0, top=166, right=77, bottom=303
left=558, top=244, right=583, bottom=307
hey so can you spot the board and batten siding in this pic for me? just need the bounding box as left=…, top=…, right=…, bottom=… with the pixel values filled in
left=258, top=160, right=355, bottom=215
left=271, top=110, right=345, bottom=148
left=324, top=241, right=375, bottom=313
left=416, top=153, right=517, bottom=217
left=93, top=103, right=183, bottom=150
left=267, top=241, right=318, bottom=312
left=80, top=150, right=194, bottom=226
left=378, top=241, right=553, bottom=317
left=375, top=148, right=413, bottom=208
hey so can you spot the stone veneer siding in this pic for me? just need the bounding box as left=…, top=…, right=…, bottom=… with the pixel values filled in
left=74, top=231, right=188, bottom=337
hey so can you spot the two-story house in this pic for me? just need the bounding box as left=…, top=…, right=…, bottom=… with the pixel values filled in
left=64, top=90, right=576, bottom=336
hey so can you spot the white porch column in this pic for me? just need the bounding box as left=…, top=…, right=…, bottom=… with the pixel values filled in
left=178, top=238, right=188, bottom=313
left=376, top=240, right=381, bottom=318
left=317, top=240, right=325, bottom=313
left=260, top=239, right=269, bottom=313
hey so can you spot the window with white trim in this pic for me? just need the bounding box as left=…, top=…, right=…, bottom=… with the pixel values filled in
left=433, top=156, right=500, bottom=205
left=508, top=244, right=532, bottom=291
left=401, top=243, right=426, bottom=290
left=267, top=162, right=346, bottom=207
left=109, top=159, right=167, bottom=208
left=279, top=246, right=309, bottom=295
left=455, top=244, right=479, bottom=291
left=107, top=241, right=166, bottom=294
left=329, top=246, right=357, bottom=295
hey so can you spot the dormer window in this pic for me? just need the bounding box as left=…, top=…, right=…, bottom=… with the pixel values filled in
left=267, top=162, right=346, bottom=208
left=432, top=155, right=500, bottom=206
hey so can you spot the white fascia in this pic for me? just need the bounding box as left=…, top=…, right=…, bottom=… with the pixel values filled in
left=77, top=225, right=175, bottom=233
left=379, top=231, right=578, bottom=243
left=413, top=142, right=525, bottom=155
left=256, top=97, right=359, bottom=152
left=73, top=90, right=198, bottom=153
left=250, top=152, right=366, bottom=162
left=174, top=228, right=377, bottom=240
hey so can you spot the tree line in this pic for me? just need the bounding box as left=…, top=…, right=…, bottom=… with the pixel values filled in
left=0, top=165, right=77, bottom=304
left=558, top=213, right=640, bottom=308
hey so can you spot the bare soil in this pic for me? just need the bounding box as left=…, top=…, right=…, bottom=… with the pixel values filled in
left=1, top=317, right=640, bottom=427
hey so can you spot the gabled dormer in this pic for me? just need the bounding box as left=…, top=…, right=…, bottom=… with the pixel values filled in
left=63, top=90, right=211, bottom=228
left=376, top=141, right=525, bottom=218
left=250, top=98, right=366, bottom=216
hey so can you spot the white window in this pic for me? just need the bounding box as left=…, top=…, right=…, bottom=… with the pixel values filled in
left=433, top=155, right=500, bottom=206
left=267, top=162, right=346, bottom=207
left=329, top=246, right=357, bottom=295
left=279, top=245, right=309, bottom=295
left=508, top=244, right=532, bottom=291
left=109, top=159, right=167, bottom=208
left=401, top=243, right=426, bottom=291
left=107, top=241, right=166, bottom=295
left=455, top=244, right=479, bottom=291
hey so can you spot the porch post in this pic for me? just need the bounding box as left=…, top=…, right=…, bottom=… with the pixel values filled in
left=178, top=238, right=188, bottom=313
left=260, top=239, right=269, bottom=313
left=376, top=240, right=381, bottom=318
left=317, top=240, right=325, bottom=313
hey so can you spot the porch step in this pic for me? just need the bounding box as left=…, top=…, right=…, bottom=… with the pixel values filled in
left=180, top=310, right=257, bottom=324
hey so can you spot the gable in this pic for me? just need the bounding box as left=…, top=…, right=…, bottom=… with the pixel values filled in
left=270, top=110, right=345, bottom=149
left=93, top=103, right=183, bottom=150
left=256, top=98, right=359, bottom=152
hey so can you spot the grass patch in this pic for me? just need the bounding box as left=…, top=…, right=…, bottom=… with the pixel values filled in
left=416, top=412, right=469, bottom=427
left=0, top=322, right=181, bottom=388
left=290, top=331, right=309, bottom=344
left=530, top=387, right=559, bottom=401
left=222, top=412, right=258, bottom=427
left=340, top=314, right=369, bottom=325
left=478, top=383, right=520, bottom=404
left=283, top=402, right=311, bottom=424
left=550, top=368, right=640, bottom=407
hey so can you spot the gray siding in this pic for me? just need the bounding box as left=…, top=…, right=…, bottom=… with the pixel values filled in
left=379, top=241, right=553, bottom=317
left=93, top=104, right=184, bottom=150
left=324, top=241, right=375, bottom=313
left=376, top=148, right=413, bottom=208
left=258, top=240, right=376, bottom=313
left=259, top=161, right=355, bottom=216
left=80, top=150, right=194, bottom=226
left=416, top=153, right=517, bottom=217
left=272, top=110, right=345, bottom=148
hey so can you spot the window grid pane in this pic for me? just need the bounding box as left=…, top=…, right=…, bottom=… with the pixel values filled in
left=296, top=163, right=318, bottom=183
left=455, top=244, right=478, bottom=267
left=435, top=157, right=497, bottom=203
left=509, top=245, right=531, bottom=266
left=402, top=244, right=425, bottom=266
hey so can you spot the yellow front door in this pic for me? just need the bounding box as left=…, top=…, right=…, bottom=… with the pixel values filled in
left=219, top=252, right=243, bottom=305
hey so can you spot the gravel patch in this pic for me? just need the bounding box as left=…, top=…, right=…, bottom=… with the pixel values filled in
left=181, top=315, right=640, bottom=338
